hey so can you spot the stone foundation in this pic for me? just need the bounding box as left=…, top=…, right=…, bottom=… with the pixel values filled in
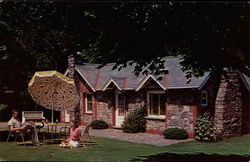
left=146, top=119, right=166, bottom=132
left=214, top=68, right=242, bottom=138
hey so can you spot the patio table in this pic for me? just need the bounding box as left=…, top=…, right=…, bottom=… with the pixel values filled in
left=44, top=123, right=69, bottom=144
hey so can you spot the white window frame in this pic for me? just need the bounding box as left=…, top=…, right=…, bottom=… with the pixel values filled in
left=85, top=93, right=93, bottom=113
left=201, top=90, right=208, bottom=106
left=146, top=90, right=166, bottom=118
left=117, top=92, right=125, bottom=109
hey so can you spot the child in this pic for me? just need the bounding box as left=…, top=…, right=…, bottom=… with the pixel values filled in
left=59, top=121, right=81, bottom=148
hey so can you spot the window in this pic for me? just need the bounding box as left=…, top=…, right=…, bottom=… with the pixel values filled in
left=118, top=93, right=125, bottom=108
left=85, top=93, right=92, bottom=113
left=147, top=91, right=166, bottom=116
left=117, top=93, right=125, bottom=116
left=201, top=90, right=208, bottom=106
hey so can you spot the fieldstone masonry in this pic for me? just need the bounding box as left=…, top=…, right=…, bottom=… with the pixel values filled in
left=146, top=119, right=166, bottom=131
left=126, top=91, right=144, bottom=113
left=96, top=91, right=113, bottom=125
left=214, top=67, right=242, bottom=138
left=167, top=104, right=194, bottom=133
left=67, top=54, right=79, bottom=123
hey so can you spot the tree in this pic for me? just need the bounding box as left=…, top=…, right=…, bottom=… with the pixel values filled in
left=77, top=2, right=250, bottom=79
left=2, top=1, right=249, bottom=79
left=1, top=1, right=250, bottom=118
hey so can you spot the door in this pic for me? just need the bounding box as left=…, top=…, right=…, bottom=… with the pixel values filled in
left=115, top=90, right=125, bottom=127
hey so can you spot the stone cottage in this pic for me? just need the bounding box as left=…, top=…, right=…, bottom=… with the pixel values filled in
left=61, top=56, right=250, bottom=139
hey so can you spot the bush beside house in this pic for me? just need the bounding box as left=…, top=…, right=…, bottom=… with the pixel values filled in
left=91, top=120, right=109, bottom=129
left=122, top=106, right=147, bottom=133
left=163, top=128, right=188, bottom=139
left=194, top=112, right=221, bottom=142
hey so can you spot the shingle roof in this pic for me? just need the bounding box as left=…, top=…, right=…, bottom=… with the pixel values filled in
left=75, top=56, right=211, bottom=91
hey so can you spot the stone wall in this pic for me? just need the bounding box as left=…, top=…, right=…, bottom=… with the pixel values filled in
left=126, top=91, right=145, bottom=113
left=242, top=86, right=250, bottom=134
left=61, top=54, right=77, bottom=123
left=146, top=119, right=166, bottom=132
left=167, top=104, right=194, bottom=134
left=214, top=68, right=242, bottom=138
left=95, top=91, right=114, bottom=125
left=81, top=114, right=93, bottom=124
left=79, top=90, right=94, bottom=124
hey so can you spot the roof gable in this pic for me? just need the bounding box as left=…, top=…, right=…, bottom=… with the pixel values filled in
left=74, top=57, right=211, bottom=91
left=102, top=78, right=122, bottom=91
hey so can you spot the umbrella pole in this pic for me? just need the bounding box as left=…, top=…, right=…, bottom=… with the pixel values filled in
left=52, top=97, right=54, bottom=124
left=51, top=82, right=58, bottom=124
left=52, top=108, right=54, bottom=124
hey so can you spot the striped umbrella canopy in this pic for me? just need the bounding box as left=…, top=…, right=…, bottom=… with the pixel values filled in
left=28, top=70, right=79, bottom=123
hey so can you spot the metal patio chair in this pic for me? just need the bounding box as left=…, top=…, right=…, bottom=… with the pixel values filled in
left=6, top=126, right=26, bottom=145
left=79, top=124, right=96, bottom=147
left=58, top=125, right=70, bottom=141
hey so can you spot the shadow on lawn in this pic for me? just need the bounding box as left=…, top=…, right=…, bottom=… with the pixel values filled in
left=131, top=152, right=250, bottom=162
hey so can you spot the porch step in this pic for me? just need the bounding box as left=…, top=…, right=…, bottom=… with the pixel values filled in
left=113, top=126, right=122, bottom=129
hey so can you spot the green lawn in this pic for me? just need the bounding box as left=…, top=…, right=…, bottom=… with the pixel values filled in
left=160, top=134, right=250, bottom=156
left=0, top=134, right=250, bottom=161
left=0, top=137, right=165, bottom=161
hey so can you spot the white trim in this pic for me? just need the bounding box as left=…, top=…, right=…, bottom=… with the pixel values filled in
left=146, top=90, right=166, bottom=116
left=238, top=71, right=250, bottom=91
left=102, top=78, right=122, bottom=91
left=75, top=68, right=96, bottom=92
left=136, top=75, right=166, bottom=91
left=64, top=68, right=69, bottom=76
left=198, top=74, right=211, bottom=90
left=200, top=90, right=208, bottom=106
left=145, top=115, right=165, bottom=120
left=167, top=86, right=198, bottom=89
left=115, top=90, right=125, bottom=127
left=85, top=93, right=93, bottom=113
left=96, top=88, right=134, bottom=91
left=147, top=90, right=165, bottom=94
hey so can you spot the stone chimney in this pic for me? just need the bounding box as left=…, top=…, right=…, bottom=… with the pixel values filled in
left=214, top=67, right=242, bottom=139
left=67, top=54, right=81, bottom=123
left=68, top=54, right=75, bottom=79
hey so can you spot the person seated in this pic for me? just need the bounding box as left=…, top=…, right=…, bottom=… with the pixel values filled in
left=8, top=109, right=40, bottom=146
left=59, top=121, right=81, bottom=148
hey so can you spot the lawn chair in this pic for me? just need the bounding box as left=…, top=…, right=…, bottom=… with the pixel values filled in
left=79, top=124, right=96, bottom=147
left=58, top=125, right=70, bottom=141
left=6, top=126, right=26, bottom=145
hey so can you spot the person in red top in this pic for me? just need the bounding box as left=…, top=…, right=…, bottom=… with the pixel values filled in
left=59, top=121, right=81, bottom=148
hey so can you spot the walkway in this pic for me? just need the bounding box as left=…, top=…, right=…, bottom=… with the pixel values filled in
left=82, top=126, right=193, bottom=147
left=0, top=122, right=193, bottom=146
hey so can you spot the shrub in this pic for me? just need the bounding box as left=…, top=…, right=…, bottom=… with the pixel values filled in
left=122, top=106, right=147, bottom=133
left=194, top=112, right=221, bottom=142
left=163, top=128, right=188, bottom=139
left=91, top=120, right=109, bottom=129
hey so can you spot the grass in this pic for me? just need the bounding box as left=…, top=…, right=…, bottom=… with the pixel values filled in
left=0, top=131, right=250, bottom=161
left=162, top=134, right=250, bottom=156
left=0, top=136, right=165, bottom=161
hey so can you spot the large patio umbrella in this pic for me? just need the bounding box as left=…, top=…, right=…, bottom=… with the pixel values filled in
left=28, top=70, right=80, bottom=123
